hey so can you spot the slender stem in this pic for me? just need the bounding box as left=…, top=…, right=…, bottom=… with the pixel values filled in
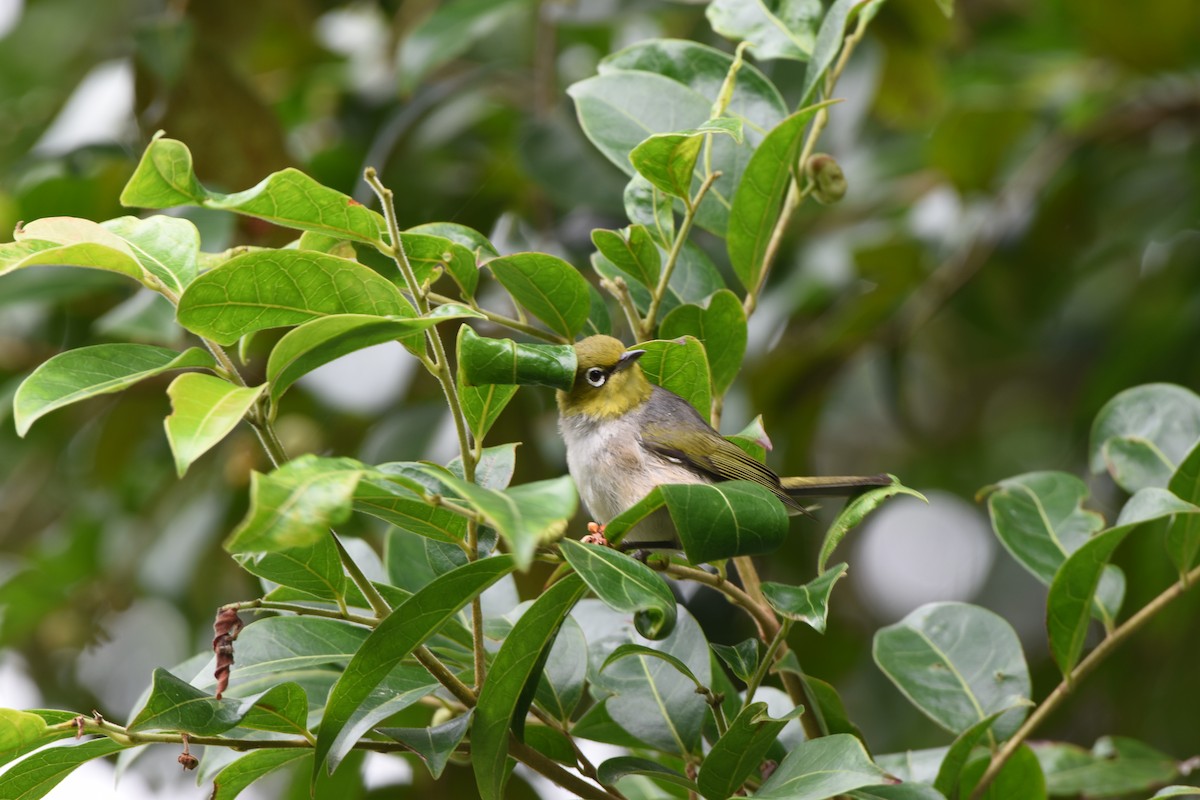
left=414, top=646, right=477, bottom=708
left=601, top=276, right=646, bottom=341
left=428, top=292, right=567, bottom=343
left=228, top=598, right=376, bottom=628
left=657, top=561, right=776, bottom=637
left=744, top=620, right=792, bottom=704
left=970, top=560, right=1200, bottom=798
left=709, top=692, right=729, bottom=738
left=331, top=532, right=391, bottom=618
left=643, top=171, right=721, bottom=334
left=66, top=717, right=398, bottom=752
left=530, top=706, right=602, bottom=780
left=510, top=739, right=626, bottom=800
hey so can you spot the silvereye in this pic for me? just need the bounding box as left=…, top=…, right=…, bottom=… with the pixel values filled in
left=557, top=335, right=890, bottom=546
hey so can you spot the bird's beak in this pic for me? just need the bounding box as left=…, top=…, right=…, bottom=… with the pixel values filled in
left=613, top=349, right=645, bottom=373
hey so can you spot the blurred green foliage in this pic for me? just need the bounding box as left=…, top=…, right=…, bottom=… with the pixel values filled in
left=2, top=0, right=1199, bottom=794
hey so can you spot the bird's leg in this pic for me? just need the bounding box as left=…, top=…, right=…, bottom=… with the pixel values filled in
left=581, top=522, right=609, bottom=547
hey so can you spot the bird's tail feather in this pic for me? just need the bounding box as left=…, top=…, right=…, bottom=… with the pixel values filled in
left=780, top=473, right=893, bottom=498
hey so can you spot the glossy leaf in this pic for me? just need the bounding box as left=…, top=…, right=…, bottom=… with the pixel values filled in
left=457, top=326, right=575, bottom=390
left=380, top=712, right=472, bottom=780
left=1033, top=737, right=1180, bottom=798
left=354, top=472, right=467, bottom=544
left=624, top=174, right=676, bottom=247
left=597, top=756, right=699, bottom=793
left=208, top=751, right=310, bottom=800
left=592, top=606, right=711, bottom=756
left=488, top=252, right=591, bottom=338
left=412, top=465, right=577, bottom=570
left=756, top=734, right=890, bottom=799
left=178, top=249, right=412, bottom=345
left=659, top=290, right=747, bottom=395
left=698, top=701, right=793, bottom=800
left=727, top=102, right=834, bottom=291
left=873, top=602, right=1031, bottom=740
left=805, top=675, right=863, bottom=739
left=6, top=216, right=194, bottom=296
left=164, top=374, right=264, bottom=477
left=461, top=382, right=519, bottom=441
left=636, top=335, right=713, bottom=421
left=121, top=135, right=387, bottom=244
left=234, top=533, right=348, bottom=601
left=1089, top=383, right=1200, bottom=492
left=315, top=555, right=516, bottom=774
left=127, top=669, right=307, bottom=736
left=559, top=539, right=677, bottom=640
left=398, top=232, right=480, bottom=299
left=762, top=562, right=848, bottom=634
left=473, top=575, right=588, bottom=800
left=595, top=758, right=700, bottom=796
left=800, top=0, right=871, bottom=105
left=265, top=308, right=482, bottom=405
left=706, top=0, right=821, bottom=61
left=0, top=738, right=127, bottom=800
left=1150, top=787, right=1200, bottom=798
left=533, top=615, right=588, bottom=723
left=849, top=785, right=947, bottom=800
left=727, top=414, right=772, bottom=463
left=711, top=639, right=761, bottom=684
left=630, top=120, right=742, bottom=200
left=601, top=643, right=706, bottom=690
left=933, top=709, right=1013, bottom=798
left=224, top=456, right=372, bottom=554
left=591, top=226, right=660, bottom=289
left=982, top=471, right=1122, bottom=622
left=816, top=478, right=921, bottom=573
left=1047, top=488, right=1199, bottom=676
left=13, top=344, right=214, bottom=437
left=961, top=744, right=1046, bottom=800
left=1167, top=439, right=1200, bottom=575
left=408, top=221, right=499, bottom=263
left=0, top=710, right=78, bottom=768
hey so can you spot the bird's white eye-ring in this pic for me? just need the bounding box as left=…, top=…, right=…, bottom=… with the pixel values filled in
left=586, top=367, right=607, bottom=387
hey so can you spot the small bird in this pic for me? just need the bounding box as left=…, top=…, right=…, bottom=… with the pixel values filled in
left=557, top=335, right=891, bottom=547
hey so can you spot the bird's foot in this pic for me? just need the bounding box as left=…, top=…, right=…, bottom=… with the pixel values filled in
left=582, top=522, right=609, bottom=547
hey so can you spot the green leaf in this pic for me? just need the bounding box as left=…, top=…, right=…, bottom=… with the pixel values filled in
left=698, top=701, right=794, bottom=800
left=756, top=734, right=890, bottom=799
left=177, top=249, right=413, bottom=345
left=234, top=533, right=347, bottom=601
left=1047, top=488, right=1200, bottom=676
left=5, top=216, right=193, bottom=296
left=473, top=575, right=588, bottom=800
left=596, top=756, right=700, bottom=793
left=706, top=0, right=822, bottom=61
left=164, top=374, right=264, bottom=477
left=659, top=290, right=747, bottom=395
left=451, top=443, right=518, bottom=491
left=208, top=750, right=310, bottom=800
left=354, top=475, right=468, bottom=544
left=933, top=709, right=1014, bottom=798
left=818, top=477, right=923, bottom=573
left=711, top=639, right=760, bottom=684
left=1034, top=737, right=1180, bottom=798
left=849, top=785, right=947, bottom=800
left=397, top=0, right=526, bottom=92
left=727, top=414, right=772, bottom=463
left=0, top=737, right=128, bottom=800
left=266, top=308, right=483, bottom=405
left=408, top=221, right=499, bottom=262
left=727, top=102, right=834, bottom=291
left=591, top=226, right=661, bottom=289
left=1167, top=439, right=1200, bottom=575
left=624, top=175, right=676, bottom=247
left=224, top=456, right=373, bottom=554
left=405, top=463, right=575, bottom=569
left=460, top=383, right=519, bottom=441
left=13, top=344, right=214, bottom=437
left=1150, top=787, right=1200, bottom=798
left=981, top=471, right=1122, bottom=622
left=804, top=675, right=863, bottom=739
left=559, top=539, right=677, bottom=640
left=637, top=335, right=712, bottom=421
left=488, top=252, right=591, bottom=338
left=630, top=120, right=742, bottom=200
left=762, top=563, right=848, bottom=634
left=800, top=0, right=873, bottom=105
left=1089, top=383, right=1200, bottom=492
left=873, top=602, right=1031, bottom=741
left=127, top=669, right=310, bottom=736
left=315, top=556, right=516, bottom=774
left=601, top=643, right=707, bottom=690
left=592, top=606, right=711, bottom=756
left=398, top=232, right=480, bottom=300
left=533, top=616, right=588, bottom=723
left=457, top=326, right=576, bottom=390
left=380, top=712, right=472, bottom=780
left=0, top=710, right=78, bottom=768
left=121, top=135, right=387, bottom=244
left=960, top=744, right=1046, bottom=800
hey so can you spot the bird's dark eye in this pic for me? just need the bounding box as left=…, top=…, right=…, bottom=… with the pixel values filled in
left=585, top=367, right=607, bottom=387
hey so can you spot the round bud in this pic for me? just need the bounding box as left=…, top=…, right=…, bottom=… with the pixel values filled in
left=805, top=153, right=847, bottom=205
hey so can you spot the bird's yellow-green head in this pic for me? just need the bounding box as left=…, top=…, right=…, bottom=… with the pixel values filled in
left=556, top=335, right=653, bottom=420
